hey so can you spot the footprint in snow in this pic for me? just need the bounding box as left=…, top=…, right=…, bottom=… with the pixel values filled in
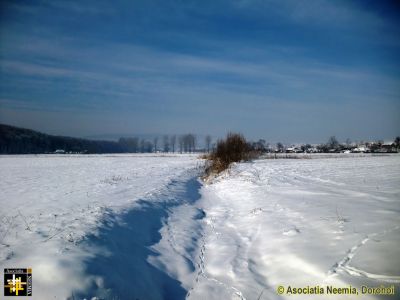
left=283, top=227, right=301, bottom=236
left=249, top=207, right=264, bottom=215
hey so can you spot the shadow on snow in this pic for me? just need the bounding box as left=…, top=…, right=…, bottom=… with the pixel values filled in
left=74, top=177, right=202, bottom=300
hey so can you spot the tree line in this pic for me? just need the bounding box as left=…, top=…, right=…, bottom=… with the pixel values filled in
left=118, top=134, right=198, bottom=153
left=0, top=124, right=210, bottom=154
left=1, top=123, right=398, bottom=155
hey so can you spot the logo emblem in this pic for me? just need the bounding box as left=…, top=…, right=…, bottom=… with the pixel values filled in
left=4, top=268, right=32, bottom=296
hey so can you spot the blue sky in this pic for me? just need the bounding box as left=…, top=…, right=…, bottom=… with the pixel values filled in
left=0, top=0, right=399, bottom=142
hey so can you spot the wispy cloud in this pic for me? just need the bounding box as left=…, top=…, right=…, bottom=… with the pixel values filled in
left=0, top=0, right=399, bottom=140
left=3, top=0, right=116, bottom=16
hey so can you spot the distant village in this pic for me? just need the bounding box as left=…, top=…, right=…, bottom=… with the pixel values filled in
left=250, top=136, right=400, bottom=154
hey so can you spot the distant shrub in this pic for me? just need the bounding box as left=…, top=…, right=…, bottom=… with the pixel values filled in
left=204, top=132, right=258, bottom=177
left=198, top=153, right=209, bottom=159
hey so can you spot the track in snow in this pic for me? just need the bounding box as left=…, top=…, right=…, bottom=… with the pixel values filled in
left=74, top=173, right=203, bottom=300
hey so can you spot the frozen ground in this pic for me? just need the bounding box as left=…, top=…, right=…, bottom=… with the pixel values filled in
left=178, top=155, right=400, bottom=299
left=1, top=154, right=399, bottom=299
left=0, top=154, right=199, bottom=299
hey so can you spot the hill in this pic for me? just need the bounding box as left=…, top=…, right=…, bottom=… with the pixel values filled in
left=0, top=124, right=124, bottom=154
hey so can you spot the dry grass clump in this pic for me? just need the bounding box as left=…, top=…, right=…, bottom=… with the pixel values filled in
left=204, top=132, right=258, bottom=177
left=198, top=153, right=209, bottom=159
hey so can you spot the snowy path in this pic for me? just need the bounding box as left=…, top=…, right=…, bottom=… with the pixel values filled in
left=75, top=175, right=204, bottom=300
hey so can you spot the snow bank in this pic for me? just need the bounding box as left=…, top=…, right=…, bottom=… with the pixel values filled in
left=0, top=154, right=198, bottom=299
left=187, top=155, right=400, bottom=299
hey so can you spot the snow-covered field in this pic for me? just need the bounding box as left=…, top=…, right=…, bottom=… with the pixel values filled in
left=0, top=154, right=198, bottom=299
left=187, top=155, right=400, bottom=299
left=1, top=154, right=399, bottom=299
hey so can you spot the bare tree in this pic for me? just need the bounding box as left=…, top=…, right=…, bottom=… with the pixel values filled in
left=205, top=135, right=212, bottom=153
left=276, top=142, right=284, bottom=152
left=327, top=136, right=339, bottom=150
left=183, top=134, right=189, bottom=153
left=140, top=139, right=145, bottom=153
left=178, top=135, right=184, bottom=153
left=170, top=135, right=176, bottom=153
left=144, top=140, right=153, bottom=153
left=163, top=135, right=170, bottom=153
left=255, top=139, right=266, bottom=152
left=153, top=136, right=158, bottom=153
left=191, top=134, right=197, bottom=152
left=187, top=134, right=196, bottom=153
left=180, top=134, right=196, bottom=153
